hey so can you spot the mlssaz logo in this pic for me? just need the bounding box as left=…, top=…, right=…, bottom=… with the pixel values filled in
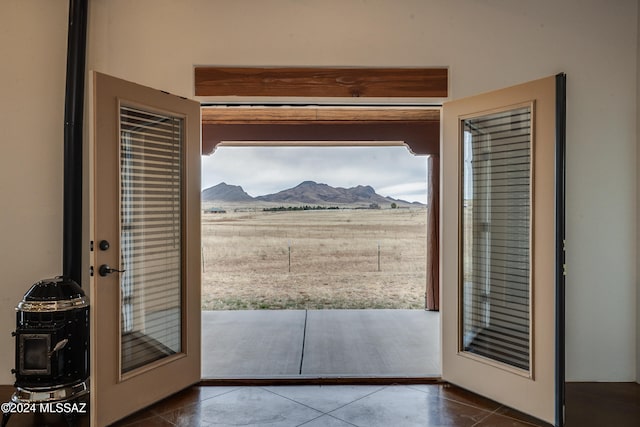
left=2, top=401, right=87, bottom=414
left=39, top=402, right=88, bottom=414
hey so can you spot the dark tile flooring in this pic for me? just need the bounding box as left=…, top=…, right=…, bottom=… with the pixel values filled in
left=107, top=383, right=549, bottom=427
left=1, top=382, right=638, bottom=426
left=565, top=382, right=640, bottom=427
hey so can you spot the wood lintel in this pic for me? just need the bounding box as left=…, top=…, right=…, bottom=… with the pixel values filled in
left=195, top=67, right=448, bottom=98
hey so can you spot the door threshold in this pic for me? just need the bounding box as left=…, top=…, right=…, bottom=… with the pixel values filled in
left=199, top=376, right=443, bottom=386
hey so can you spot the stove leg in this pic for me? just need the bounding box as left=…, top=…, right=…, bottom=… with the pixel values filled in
left=1, top=412, right=11, bottom=427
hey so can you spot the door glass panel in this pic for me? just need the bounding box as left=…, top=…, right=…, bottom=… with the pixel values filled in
left=119, top=105, right=183, bottom=374
left=461, top=106, right=532, bottom=372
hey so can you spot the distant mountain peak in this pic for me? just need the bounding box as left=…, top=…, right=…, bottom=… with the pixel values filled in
left=202, top=181, right=422, bottom=207
left=255, top=181, right=408, bottom=206
left=201, top=182, right=253, bottom=202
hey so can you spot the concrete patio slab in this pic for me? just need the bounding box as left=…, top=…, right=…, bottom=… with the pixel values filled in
left=201, top=309, right=440, bottom=379
left=301, top=309, right=439, bottom=377
left=201, top=310, right=306, bottom=377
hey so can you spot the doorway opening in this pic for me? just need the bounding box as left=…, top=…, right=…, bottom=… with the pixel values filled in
left=200, top=106, right=441, bottom=379
left=202, top=145, right=427, bottom=310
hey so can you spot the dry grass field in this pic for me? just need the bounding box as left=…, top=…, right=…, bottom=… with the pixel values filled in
left=201, top=204, right=428, bottom=310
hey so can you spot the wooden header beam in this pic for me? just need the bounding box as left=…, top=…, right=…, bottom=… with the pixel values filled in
left=195, top=67, right=448, bottom=98
left=202, top=106, right=441, bottom=125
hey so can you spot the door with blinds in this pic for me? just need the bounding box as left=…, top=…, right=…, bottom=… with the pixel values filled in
left=442, top=75, right=565, bottom=426
left=92, top=72, right=201, bottom=427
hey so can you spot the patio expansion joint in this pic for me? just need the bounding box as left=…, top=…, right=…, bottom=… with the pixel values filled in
left=299, top=309, right=308, bottom=375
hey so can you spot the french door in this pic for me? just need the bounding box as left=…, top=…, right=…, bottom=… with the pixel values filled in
left=442, top=74, right=565, bottom=426
left=91, top=72, right=201, bottom=427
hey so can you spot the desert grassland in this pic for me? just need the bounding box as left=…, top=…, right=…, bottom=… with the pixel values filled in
left=201, top=205, right=428, bottom=310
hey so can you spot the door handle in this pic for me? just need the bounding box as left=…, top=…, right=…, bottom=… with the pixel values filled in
left=99, top=264, right=125, bottom=277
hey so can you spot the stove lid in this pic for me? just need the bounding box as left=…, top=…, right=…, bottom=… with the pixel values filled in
left=17, top=276, right=88, bottom=312
left=22, top=276, right=85, bottom=301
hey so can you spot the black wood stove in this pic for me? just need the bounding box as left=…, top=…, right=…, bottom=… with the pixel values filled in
left=2, top=277, right=90, bottom=427
left=13, top=277, right=89, bottom=394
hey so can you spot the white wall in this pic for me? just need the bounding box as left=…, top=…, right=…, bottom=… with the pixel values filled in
left=0, top=1, right=69, bottom=385
left=0, top=0, right=637, bottom=384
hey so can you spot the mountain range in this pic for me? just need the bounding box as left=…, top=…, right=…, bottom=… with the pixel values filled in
left=201, top=181, right=422, bottom=207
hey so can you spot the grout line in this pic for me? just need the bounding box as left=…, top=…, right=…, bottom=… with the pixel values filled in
left=149, top=387, right=243, bottom=423
left=471, top=404, right=545, bottom=427
left=296, top=412, right=360, bottom=427
left=261, top=386, right=326, bottom=414
left=469, top=403, right=546, bottom=427
left=299, top=309, right=308, bottom=375
left=471, top=405, right=502, bottom=427
left=195, top=386, right=243, bottom=404
left=324, top=385, right=387, bottom=414
left=262, top=384, right=386, bottom=417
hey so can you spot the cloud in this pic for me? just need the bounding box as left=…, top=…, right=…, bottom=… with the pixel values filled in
left=202, top=146, right=429, bottom=203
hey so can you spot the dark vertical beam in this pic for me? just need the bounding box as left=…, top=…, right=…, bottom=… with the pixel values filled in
left=555, top=72, right=567, bottom=427
left=63, top=0, right=88, bottom=286
left=426, top=155, right=440, bottom=311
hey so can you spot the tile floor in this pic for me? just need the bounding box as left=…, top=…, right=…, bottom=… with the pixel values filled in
left=3, top=382, right=639, bottom=426
left=110, top=383, right=549, bottom=427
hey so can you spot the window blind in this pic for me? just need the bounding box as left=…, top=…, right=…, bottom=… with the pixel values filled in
left=461, top=106, right=532, bottom=372
left=119, top=105, right=183, bottom=374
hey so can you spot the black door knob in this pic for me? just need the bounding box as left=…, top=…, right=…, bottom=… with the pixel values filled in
left=99, top=240, right=110, bottom=251
left=99, top=264, right=125, bottom=277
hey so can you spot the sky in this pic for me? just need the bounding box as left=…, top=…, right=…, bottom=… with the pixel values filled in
left=201, top=146, right=429, bottom=204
